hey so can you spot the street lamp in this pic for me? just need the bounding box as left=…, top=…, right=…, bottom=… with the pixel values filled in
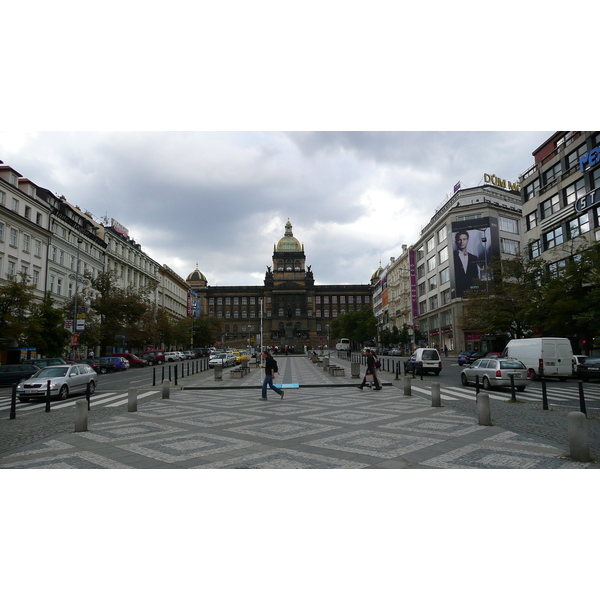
left=72, top=237, right=82, bottom=358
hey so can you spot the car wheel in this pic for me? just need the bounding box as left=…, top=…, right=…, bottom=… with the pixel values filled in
left=18, top=396, right=29, bottom=403
left=100, top=366, right=108, bottom=374
left=516, top=386, right=526, bottom=392
left=461, top=373, right=469, bottom=386
left=482, top=377, right=492, bottom=391
left=559, top=377, right=568, bottom=382
left=89, top=381, right=96, bottom=394
left=59, top=385, right=69, bottom=401
left=528, top=369, right=537, bottom=381
left=147, top=360, right=154, bottom=366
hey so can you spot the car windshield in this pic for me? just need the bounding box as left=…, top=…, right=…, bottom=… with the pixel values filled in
left=422, top=350, right=439, bottom=359
left=34, top=367, right=69, bottom=378
left=499, top=360, right=525, bottom=369
left=213, top=354, right=226, bottom=359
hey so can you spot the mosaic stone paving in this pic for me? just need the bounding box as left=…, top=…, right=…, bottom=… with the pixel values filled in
left=1, top=358, right=594, bottom=469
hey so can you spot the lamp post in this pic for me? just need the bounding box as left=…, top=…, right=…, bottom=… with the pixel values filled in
left=72, top=237, right=82, bottom=358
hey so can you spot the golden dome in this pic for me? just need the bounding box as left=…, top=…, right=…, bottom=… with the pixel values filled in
left=276, top=219, right=302, bottom=252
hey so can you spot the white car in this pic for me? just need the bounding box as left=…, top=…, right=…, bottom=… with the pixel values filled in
left=208, top=353, right=236, bottom=368
left=164, top=352, right=181, bottom=362
left=17, top=364, right=98, bottom=401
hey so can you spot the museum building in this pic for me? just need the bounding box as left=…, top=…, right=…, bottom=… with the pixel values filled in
left=186, top=220, right=372, bottom=349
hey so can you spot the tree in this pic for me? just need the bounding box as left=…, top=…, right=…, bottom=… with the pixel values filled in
left=0, top=275, right=37, bottom=345
left=26, top=293, right=71, bottom=356
left=330, top=306, right=377, bottom=346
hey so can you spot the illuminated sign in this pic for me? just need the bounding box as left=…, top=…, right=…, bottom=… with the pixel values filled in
left=579, top=146, right=600, bottom=172
left=483, top=173, right=521, bottom=192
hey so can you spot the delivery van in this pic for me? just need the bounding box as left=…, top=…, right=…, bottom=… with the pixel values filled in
left=500, top=337, right=573, bottom=381
left=335, top=338, right=351, bottom=351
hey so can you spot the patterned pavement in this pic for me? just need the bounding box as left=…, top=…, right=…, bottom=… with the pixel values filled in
left=0, top=356, right=595, bottom=468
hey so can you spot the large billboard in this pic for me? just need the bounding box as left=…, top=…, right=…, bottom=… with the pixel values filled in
left=450, top=217, right=500, bottom=298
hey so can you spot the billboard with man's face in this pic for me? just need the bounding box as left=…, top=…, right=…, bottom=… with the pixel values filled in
left=449, top=217, right=500, bottom=298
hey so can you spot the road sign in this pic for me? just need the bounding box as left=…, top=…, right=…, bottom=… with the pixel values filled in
left=76, top=319, right=85, bottom=332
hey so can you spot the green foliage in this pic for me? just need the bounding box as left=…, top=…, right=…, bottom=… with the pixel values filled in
left=0, top=275, right=37, bottom=344
left=330, top=305, right=377, bottom=345
left=27, top=293, right=71, bottom=356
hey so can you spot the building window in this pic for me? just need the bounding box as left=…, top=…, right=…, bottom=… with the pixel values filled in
left=437, top=226, right=447, bottom=243
left=417, top=264, right=425, bottom=279
left=295, top=308, right=301, bottom=317
left=524, top=179, right=540, bottom=202
left=417, top=246, right=424, bottom=261
left=57, top=278, right=63, bottom=295
left=316, top=309, right=321, bottom=318
left=544, top=227, right=564, bottom=249
left=23, top=234, right=30, bottom=253
left=12, top=198, right=19, bottom=212
left=440, top=267, right=449, bottom=284
left=501, top=239, right=520, bottom=255
left=541, top=194, right=560, bottom=219
left=24, top=206, right=31, bottom=220
left=530, top=239, right=541, bottom=259
left=419, top=300, right=427, bottom=315
left=564, top=178, right=586, bottom=205
left=548, top=260, right=567, bottom=278
left=438, top=246, right=448, bottom=264
left=426, top=237, right=435, bottom=253
left=499, top=217, right=519, bottom=234
left=33, top=270, right=39, bottom=287
left=279, top=308, right=284, bottom=317
left=441, top=289, right=451, bottom=305
left=430, top=295, right=438, bottom=310
left=49, top=274, right=55, bottom=292
left=428, top=275, right=437, bottom=291
left=568, top=213, right=590, bottom=238
left=427, top=256, right=436, bottom=272
left=526, top=211, right=538, bottom=231
left=36, top=212, right=42, bottom=226
left=10, top=227, right=18, bottom=247
left=8, top=261, right=15, bottom=276
left=543, top=162, right=562, bottom=186
left=418, top=282, right=426, bottom=296
left=324, top=309, right=330, bottom=318
left=0, top=190, right=5, bottom=205
left=567, top=145, right=587, bottom=170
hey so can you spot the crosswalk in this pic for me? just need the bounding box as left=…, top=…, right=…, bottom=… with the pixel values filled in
left=0, top=389, right=161, bottom=415
left=415, top=382, right=600, bottom=410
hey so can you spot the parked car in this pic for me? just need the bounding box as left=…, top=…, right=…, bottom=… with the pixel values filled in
left=97, top=357, right=129, bottom=372
left=464, top=351, right=487, bottom=365
left=17, top=363, right=98, bottom=401
left=388, top=348, right=403, bottom=356
left=404, top=348, right=442, bottom=376
left=575, top=357, right=600, bottom=381
left=110, top=352, right=148, bottom=368
left=457, top=351, right=475, bottom=366
left=76, top=359, right=101, bottom=373
left=0, top=364, right=41, bottom=386
left=461, top=358, right=531, bottom=392
left=208, top=353, right=237, bottom=368
left=22, top=357, right=67, bottom=368
left=485, top=352, right=503, bottom=359
left=141, top=351, right=166, bottom=365
left=182, top=350, right=197, bottom=359
left=164, top=352, right=181, bottom=362
left=572, top=355, right=587, bottom=374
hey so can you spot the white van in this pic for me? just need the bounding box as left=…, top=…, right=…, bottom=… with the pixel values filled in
left=500, top=337, right=573, bottom=381
left=335, top=338, right=351, bottom=351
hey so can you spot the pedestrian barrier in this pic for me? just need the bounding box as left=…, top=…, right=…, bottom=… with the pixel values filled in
left=568, top=411, right=590, bottom=462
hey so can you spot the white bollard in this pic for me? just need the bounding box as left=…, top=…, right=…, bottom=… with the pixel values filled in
left=431, top=382, right=441, bottom=407
left=214, top=365, right=223, bottom=381
left=403, top=377, right=411, bottom=396
left=568, top=411, right=590, bottom=462
left=162, top=379, right=170, bottom=399
left=75, top=398, right=88, bottom=432
left=351, top=362, right=360, bottom=378
left=128, top=387, right=138, bottom=412
left=477, top=392, right=492, bottom=426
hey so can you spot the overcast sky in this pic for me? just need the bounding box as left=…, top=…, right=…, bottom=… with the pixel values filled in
left=0, top=131, right=552, bottom=287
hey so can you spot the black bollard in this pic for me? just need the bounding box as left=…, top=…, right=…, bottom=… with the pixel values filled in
left=86, top=382, right=91, bottom=410
left=187, top=362, right=190, bottom=377
left=174, top=366, right=178, bottom=386
left=541, top=379, right=548, bottom=410
left=162, top=365, right=165, bottom=383
left=9, top=383, right=17, bottom=420
left=168, top=365, right=172, bottom=382
left=45, top=380, right=51, bottom=412
left=578, top=381, right=587, bottom=416
left=475, top=375, right=480, bottom=398
left=153, top=367, right=156, bottom=387
left=509, top=374, right=516, bottom=402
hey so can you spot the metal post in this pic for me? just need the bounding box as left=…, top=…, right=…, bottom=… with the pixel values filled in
left=541, top=379, right=548, bottom=410
left=578, top=381, right=587, bottom=416
left=86, top=382, right=91, bottom=410
left=168, top=365, right=172, bottom=382
left=153, top=367, right=156, bottom=387
left=475, top=375, right=480, bottom=398
left=128, top=387, right=137, bottom=412
left=509, top=374, right=516, bottom=402
left=45, top=380, right=51, bottom=412
left=161, top=366, right=165, bottom=383
left=174, top=366, right=178, bottom=386
left=9, top=383, right=17, bottom=420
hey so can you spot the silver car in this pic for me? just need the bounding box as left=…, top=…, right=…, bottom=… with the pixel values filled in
left=461, top=358, right=530, bottom=392
left=208, top=353, right=236, bottom=368
left=17, top=364, right=98, bottom=401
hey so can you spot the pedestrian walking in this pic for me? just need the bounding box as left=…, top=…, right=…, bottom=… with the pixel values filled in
left=88, top=349, right=94, bottom=359
left=356, top=349, right=382, bottom=391
left=260, top=350, right=284, bottom=401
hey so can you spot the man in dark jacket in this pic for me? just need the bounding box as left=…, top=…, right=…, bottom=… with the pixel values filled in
left=356, top=350, right=382, bottom=390
left=260, top=350, right=284, bottom=400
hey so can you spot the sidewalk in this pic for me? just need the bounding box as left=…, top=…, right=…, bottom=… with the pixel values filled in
left=0, top=354, right=595, bottom=468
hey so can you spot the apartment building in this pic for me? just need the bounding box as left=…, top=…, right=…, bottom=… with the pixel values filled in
left=0, top=165, right=52, bottom=301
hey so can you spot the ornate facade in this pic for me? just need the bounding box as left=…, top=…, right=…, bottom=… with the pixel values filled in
left=187, top=220, right=372, bottom=349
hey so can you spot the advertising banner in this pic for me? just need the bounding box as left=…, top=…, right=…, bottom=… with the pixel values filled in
left=449, top=217, right=500, bottom=298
